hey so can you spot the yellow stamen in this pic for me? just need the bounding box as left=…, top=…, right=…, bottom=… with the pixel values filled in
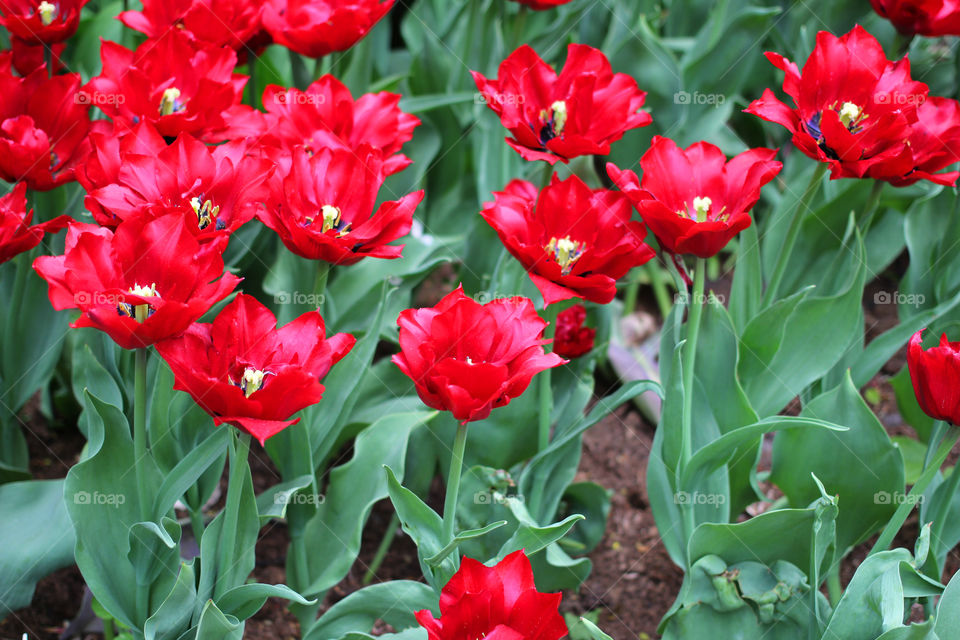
left=692, top=196, right=712, bottom=222
left=545, top=235, right=586, bottom=276
left=123, top=283, right=159, bottom=323
left=540, top=100, right=568, bottom=137
left=37, top=1, right=56, bottom=26
left=838, top=102, right=862, bottom=128
left=190, top=196, right=220, bottom=230
left=159, top=87, right=184, bottom=116
left=240, top=368, right=267, bottom=398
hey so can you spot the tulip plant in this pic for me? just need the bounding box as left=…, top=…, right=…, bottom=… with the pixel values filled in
left=5, top=1, right=960, bottom=640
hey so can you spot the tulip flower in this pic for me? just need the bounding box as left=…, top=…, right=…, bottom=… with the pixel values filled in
left=415, top=550, right=568, bottom=640
left=86, top=133, right=273, bottom=239
left=9, top=37, right=65, bottom=75
left=874, top=96, right=960, bottom=187
left=553, top=304, right=595, bottom=359
left=118, top=0, right=263, bottom=51
left=0, top=182, right=69, bottom=265
left=908, top=329, right=960, bottom=426
left=608, top=136, right=782, bottom=258
left=261, top=75, right=420, bottom=176
left=481, top=174, right=655, bottom=306
left=260, top=145, right=422, bottom=265
left=0, top=53, right=92, bottom=190
left=0, top=0, right=91, bottom=44
left=870, top=0, right=960, bottom=36
left=33, top=213, right=240, bottom=349
left=156, top=293, right=354, bottom=445
left=472, top=43, right=650, bottom=164
left=84, top=30, right=262, bottom=143
left=745, top=26, right=929, bottom=180
left=393, top=286, right=565, bottom=424
left=261, top=0, right=394, bottom=59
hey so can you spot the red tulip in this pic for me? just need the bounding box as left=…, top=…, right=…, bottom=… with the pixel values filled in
left=0, top=0, right=91, bottom=44
left=9, top=37, right=65, bottom=75
left=393, top=287, right=565, bottom=423
left=745, top=26, right=929, bottom=180
left=415, top=550, right=568, bottom=640
left=870, top=0, right=960, bottom=36
left=261, top=0, right=394, bottom=59
left=0, top=53, right=92, bottom=190
left=472, top=44, right=650, bottom=164
left=0, top=182, right=69, bottom=264
left=84, top=30, right=261, bottom=143
left=874, top=96, right=960, bottom=187
left=908, top=329, right=960, bottom=425
left=156, top=293, right=355, bottom=445
left=118, top=0, right=263, bottom=51
left=262, top=75, right=419, bottom=176
left=33, top=213, right=240, bottom=350
left=608, top=136, right=782, bottom=258
left=481, top=174, right=655, bottom=306
left=260, top=145, right=422, bottom=265
left=510, top=0, right=575, bottom=8
left=553, top=304, right=595, bottom=359
left=86, top=133, right=273, bottom=240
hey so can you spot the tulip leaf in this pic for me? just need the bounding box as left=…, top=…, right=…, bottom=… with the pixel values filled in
left=255, top=474, right=314, bottom=523
left=127, top=518, right=181, bottom=589
left=334, top=631, right=426, bottom=640
left=151, top=426, right=230, bottom=521
left=0, top=479, right=76, bottom=619
left=425, top=521, right=509, bottom=566
left=890, top=365, right=936, bottom=443
left=729, top=220, right=763, bottom=331
left=934, top=570, right=960, bottom=635
left=303, top=581, right=437, bottom=640
left=216, top=583, right=315, bottom=622
left=399, top=92, right=478, bottom=113
left=577, top=617, right=614, bottom=640
left=190, top=599, right=243, bottom=640
left=496, top=495, right=584, bottom=561
left=143, top=561, right=196, bottom=640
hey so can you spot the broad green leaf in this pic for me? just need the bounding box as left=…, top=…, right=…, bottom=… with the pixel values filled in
left=303, top=581, right=437, bottom=640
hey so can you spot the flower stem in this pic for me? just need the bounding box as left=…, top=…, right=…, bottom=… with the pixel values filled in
left=362, top=512, right=400, bottom=585
left=290, top=50, right=310, bottom=90
left=858, top=180, right=885, bottom=233
left=313, top=262, right=329, bottom=313
left=246, top=56, right=259, bottom=109
left=215, top=430, right=251, bottom=599
left=43, top=47, right=52, bottom=78
left=538, top=303, right=559, bottom=451
left=870, top=428, right=960, bottom=556
left=133, top=347, right=150, bottom=621
left=679, top=258, right=706, bottom=546
left=761, top=163, right=827, bottom=306
left=442, top=424, right=469, bottom=544
left=929, top=446, right=960, bottom=561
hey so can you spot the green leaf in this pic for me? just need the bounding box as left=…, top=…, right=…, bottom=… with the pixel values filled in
left=191, top=600, right=243, bottom=640
left=151, top=427, right=230, bottom=521
left=217, top=583, right=315, bottom=621
left=934, top=568, right=960, bottom=635
left=143, top=561, right=196, bottom=640
left=399, top=92, right=478, bottom=113
left=303, top=581, right=437, bottom=640
left=425, top=521, right=509, bottom=566
left=255, top=474, right=313, bottom=523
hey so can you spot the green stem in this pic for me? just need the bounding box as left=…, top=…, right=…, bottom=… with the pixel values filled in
left=622, top=269, right=640, bottom=317
left=246, top=56, right=259, bottom=109
left=649, top=261, right=673, bottom=320
left=870, top=430, right=960, bottom=556
left=540, top=162, right=553, bottom=188
left=442, top=424, right=469, bottom=543
left=893, top=32, right=915, bottom=59
left=859, top=180, right=885, bottom=234
left=134, top=348, right=149, bottom=521
left=538, top=303, right=559, bottom=450
left=102, top=618, right=115, bottom=640
left=313, top=262, right=330, bottom=313
left=827, top=564, right=843, bottom=607
left=929, top=446, right=960, bottom=560
left=290, top=50, right=310, bottom=90
left=925, top=421, right=948, bottom=469
left=215, top=430, right=251, bottom=599
left=679, top=258, right=706, bottom=547
left=362, top=513, right=400, bottom=586
left=761, top=163, right=827, bottom=306
left=43, top=47, right=52, bottom=78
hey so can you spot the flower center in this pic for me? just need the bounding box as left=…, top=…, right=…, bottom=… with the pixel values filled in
left=537, top=100, right=568, bottom=145
left=118, top=282, right=159, bottom=322
left=159, top=87, right=186, bottom=116
left=304, top=204, right=350, bottom=236
left=37, top=1, right=57, bottom=26
left=677, top=195, right=729, bottom=222
left=234, top=367, right=268, bottom=398
left=545, top=235, right=586, bottom=276
left=837, top=101, right=863, bottom=129
left=190, top=195, right=222, bottom=231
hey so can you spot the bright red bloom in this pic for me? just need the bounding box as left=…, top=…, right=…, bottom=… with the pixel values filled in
left=261, top=0, right=394, bottom=59
left=156, top=293, right=354, bottom=445
left=84, top=30, right=261, bottom=143
left=608, top=136, right=782, bottom=258
left=745, top=26, right=929, bottom=180
left=393, top=287, right=565, bottom=424
left=118, top=0, right=263, bottom=51
left=0, top=182, right=69, bottom=264
left=509, top=0, right=574, bottom=8
left=472, top=44, right=650, bottom=164
left=86, top=133, right=273, bottom=240
left=0, top=0, right=91, bottom=44
left=870, top=0, right=960, bottom=36
left=553, top=304, right=595, bottom=359
left=908, top=329, right=960, bottom=425
left=873, top=96, right=960, bottom=186
left=415, top=550, right=567, bottom=640
left=0, top=54, right=92, bottom=190
left=33, top=214, right=240, bottom=350
left=262, top=75, right=419, bottom=176
left=260, top=145, right=421, bottom=265
left=481, top=174, right=655, bottom=306
left=9, top=37, right=65, bottom=75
